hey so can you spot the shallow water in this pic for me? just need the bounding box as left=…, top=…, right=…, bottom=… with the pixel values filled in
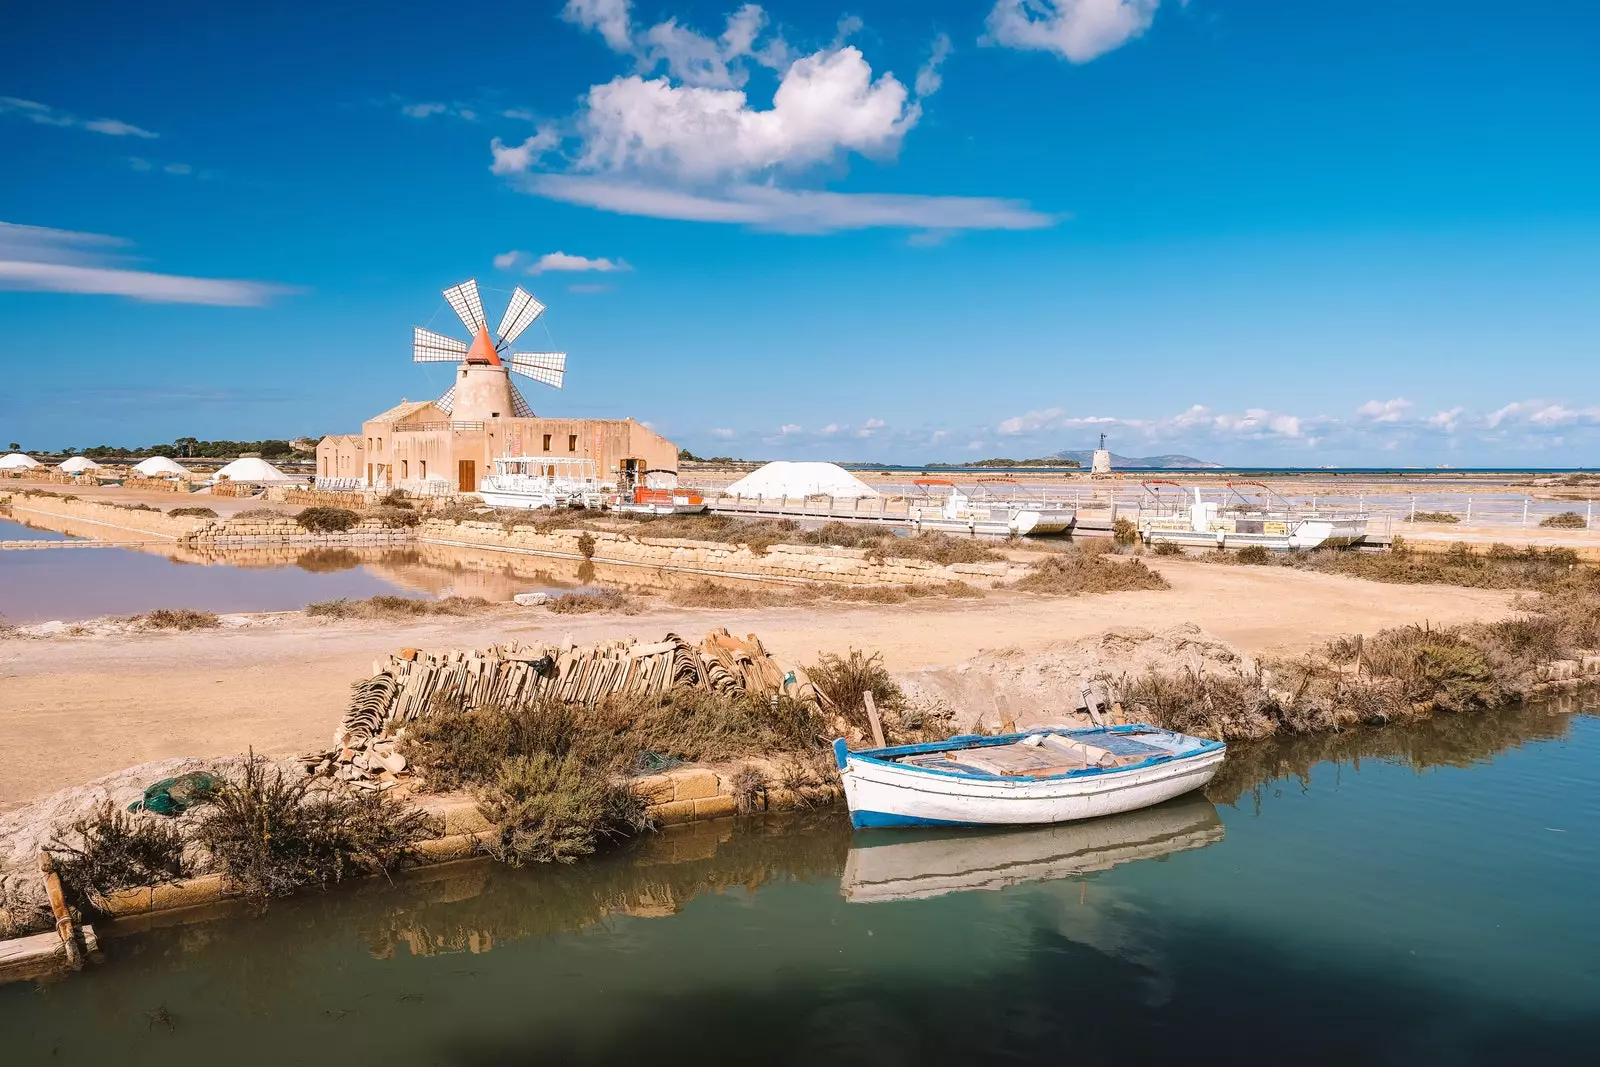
left=5, top=695, right=1598, bottom=1064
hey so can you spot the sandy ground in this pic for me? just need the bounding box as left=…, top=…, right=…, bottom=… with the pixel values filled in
left=0, top=558, right=1517, bottom=810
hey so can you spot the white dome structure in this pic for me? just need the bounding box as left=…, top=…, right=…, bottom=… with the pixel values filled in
left=724, top=461, right=879, bottom=501
left=0, top=452, right=41, bottom=470
left=214, top=457, right=296, bottom=484
left=58, top=456, right=103, bottom=474
left=133, top=456, right=193, bottom=478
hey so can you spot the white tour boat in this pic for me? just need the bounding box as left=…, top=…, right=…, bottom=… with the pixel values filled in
left=477, top=456, right=607, bottom=510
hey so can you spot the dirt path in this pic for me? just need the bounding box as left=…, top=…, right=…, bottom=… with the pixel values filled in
left=0, top=559, right=1516, bottom=810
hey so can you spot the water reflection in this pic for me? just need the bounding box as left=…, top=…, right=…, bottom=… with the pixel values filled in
left=841, top=795, right=1222, bottom=903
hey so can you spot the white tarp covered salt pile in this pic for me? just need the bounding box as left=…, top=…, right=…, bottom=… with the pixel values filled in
left=312, top=629, right=834, bottom=784
left=56, top=456, right=102, bottom=474
left=132, top=456, right=193, bottom=478
left=0, top=453, right=41, bottom=471
left=213, top=457, right=296, bottom=484
left=723, top=461, right=879, bottom=501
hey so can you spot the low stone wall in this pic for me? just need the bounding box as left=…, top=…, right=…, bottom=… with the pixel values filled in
left=124, top=476, right=193, bottom=494
left=3, top=493, right=208, bottom=539
left=263, top=486, right=378, bottom=509
left=209, top=480, right=259, bottom=498
left=419, top=520, right=1024, bottom=586
left=186, top=514, right=414, bottom=547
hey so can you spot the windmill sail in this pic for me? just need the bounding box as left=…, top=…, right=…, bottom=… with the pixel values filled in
left=496, top=287, right=546, bottom=347
left=413, top=326, right=469, bottom=362
left=433, top=385, right=456, bottom=415
left=442, top=279, right=486, bottom=336
left=510, top=351, right=566, bottom=389
left=509, top=382, right=535, bottom=418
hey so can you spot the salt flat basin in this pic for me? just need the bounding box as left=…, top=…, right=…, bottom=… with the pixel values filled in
left=835, top=725, right=1227, bottom=829
left=840, top=794, right=1224, bottom=903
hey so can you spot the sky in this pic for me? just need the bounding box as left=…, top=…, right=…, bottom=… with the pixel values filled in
left=1, top=0, right=1597, bottom=466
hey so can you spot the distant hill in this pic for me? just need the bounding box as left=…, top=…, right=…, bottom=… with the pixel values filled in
left=1052, top=450, right=1222, bottom=470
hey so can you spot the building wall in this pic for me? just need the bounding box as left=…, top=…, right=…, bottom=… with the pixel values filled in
left=348, top=412, right=678, bottom=492
left=316, top=435, right=365, bottom=481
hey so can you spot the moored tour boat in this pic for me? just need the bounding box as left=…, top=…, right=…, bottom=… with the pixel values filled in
left=834, top=724, right=1225, bottom=829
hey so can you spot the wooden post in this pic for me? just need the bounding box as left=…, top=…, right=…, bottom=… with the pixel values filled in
left=862, top=691, right=886, bottom=749
left=37, top=851, right=82, bottom=969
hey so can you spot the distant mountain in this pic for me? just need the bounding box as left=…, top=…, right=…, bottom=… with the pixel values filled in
left=1051, top=449, right=1223, bottom=470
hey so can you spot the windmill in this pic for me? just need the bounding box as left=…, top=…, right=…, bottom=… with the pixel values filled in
left=411, top=279, right=567, bottom=418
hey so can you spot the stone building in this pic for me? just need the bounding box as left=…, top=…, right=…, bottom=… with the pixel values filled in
left=317, top=359, right=676, bottom=493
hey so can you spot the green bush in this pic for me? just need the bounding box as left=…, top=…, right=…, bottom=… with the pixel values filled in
left=477, top=753, right=650, bottom=866
left=49, top=801, right=189, bottom=912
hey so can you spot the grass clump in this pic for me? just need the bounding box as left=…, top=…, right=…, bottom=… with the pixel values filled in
left=168, top=506, right=218, bottom=518
left=548, top=588, right=638, bottom=614
left=667, top=581, right=793, bottom=609
left=1112, top=517, right=1138, bottom=546
left=1234, top=544, right=1273, bottom=565
left=1010, top=547, right=1170, bottom=595
left=1407, top=510, right=1460, bottom=523
left=306, top=595, right=489, bottom=619
left=1540, top=511, right=1587, bottom=529
left=730, top=764, right=768, bottom=814
left=1152, top=541, right=1184, bottom=557
left=1290, top=541, right=1589, bottom=592
left=114, top=502, right=162, bottom=512
left=233, top=507, right=283, bottom=520
left=138, top=608, right=221, bottom=630
left=477, top=753, right=650, bottom=866
left=49, top=801, right=189, bottom=913
left=370, top=506, right=420, bottom=528
left=194, top=755, right=434, bottom=901
left=296, top=506, right=360, bottom=533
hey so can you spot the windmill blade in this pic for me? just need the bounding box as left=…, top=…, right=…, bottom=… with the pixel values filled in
left=510, top=351, right=566, bottom=389
left=433, top=385, right=456, bottom=415
left=442, top=279, right=486, bottom=336
left=495, top=287, right=546, bottom=348
left=413, top=326, right=468, bottom=362
left=509, top=382, right=535, bottom=418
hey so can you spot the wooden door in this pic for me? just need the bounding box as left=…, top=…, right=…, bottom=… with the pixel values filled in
left=458, top=459, right=477, bottom=492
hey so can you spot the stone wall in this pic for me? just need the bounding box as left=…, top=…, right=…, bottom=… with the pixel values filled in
left=187, top=514, right=414, bottom=547
left=263, top=485, right=378, bottom=509
left=124, top=476, right=194, bottom=494
left=2, top=493, right=209, bottom=539
left=419, top=520, right=1024, bottom=586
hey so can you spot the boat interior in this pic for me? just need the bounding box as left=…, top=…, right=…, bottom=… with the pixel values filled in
left=893, top=728, right=1183, bottom=779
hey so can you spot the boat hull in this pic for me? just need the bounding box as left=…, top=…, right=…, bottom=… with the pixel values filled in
left=838, top=730, right=1226, bottom=829
left=477, top=489, right=559, bottom=510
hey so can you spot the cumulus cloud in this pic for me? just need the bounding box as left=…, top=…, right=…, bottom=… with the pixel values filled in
left=780, top=423, right=803, bottom=435
left=1, top=97, right=158, bottom=138
left=489, top=127, right=561, bottom=175
left=998, top=407, right=1065, bottom=435
left=983, top=0, right=1161, bottom=64
left=498, top=5, right=1054, bottom=235
left=533, top=251, right=629, bottom=274
left=0, top=221, right=293, bottom=306
left=711, top=427, right=735, bottom=439
left=1358, top=397, right=1413, bottom=423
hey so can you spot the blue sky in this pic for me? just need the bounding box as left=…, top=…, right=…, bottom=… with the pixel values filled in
left=2, top=0, right=1597, bottom=464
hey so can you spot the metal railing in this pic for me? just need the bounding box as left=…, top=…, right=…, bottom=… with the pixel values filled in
left=393, top=421, right=486, bottom=433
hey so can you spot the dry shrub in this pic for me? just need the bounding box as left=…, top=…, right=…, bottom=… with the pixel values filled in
left=370, top=506, right=420, bottom=528
left=138, top=608, right=221, bottom=630
left=379, top=489, right=413, bottom=509
left=1358, top=625, right=1500, bottom=711
left=730, top=764, right=768, bottom=814
left=1291, top=541, right=1590, bottom=592
left=576, top=531, right=597, bottom=559
left=49, top=801, right=189, bottom=912
left=1010, top=549, right=1169, bottom=595
left=667, top=581, right=793, bottom=609
left=1408, top=511, right=1460, bottom=523
left=305, top=595, right=489, bottom=619
left=168, top=506, right=218, bottom=518
left=195, top=755, right=434, bottom=901
left=807, top=649, right=902, bottom=731
left=1152, top=541, right=1184, bottom=557
left=1540, top=511, right=1587, bottom=529
left=1112, top=517, right=1138, bottom=546
left=1234, top=544, right=1273, bottom=565
left=114, top=502, right=162, bottom=512
left=622, top=514, right=1003, bottom=564
left=233, top=507, right=282, bottom=520
left=297, top=506, right=360, bottom=533
left=477, top=753, right=650, bottom=866
left=548, top=588, right=638, bottom=614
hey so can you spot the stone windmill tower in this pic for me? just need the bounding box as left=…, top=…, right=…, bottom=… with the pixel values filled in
left=411, top=279, right=567, bottom=421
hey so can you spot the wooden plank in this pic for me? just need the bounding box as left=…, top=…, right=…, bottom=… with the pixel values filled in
left=863, top=691, right=887, bottom=749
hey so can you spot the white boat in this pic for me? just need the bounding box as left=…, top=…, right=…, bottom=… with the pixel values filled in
left=610, top=468, right=707, bottom=515
left=1137, top=481, right=1369, bottom=551
left=907, top=480, right=1076, bottom=537
left=834, top=725, right=1226, bottom=829
left=840, top=795, right=1224, bottom=903
left=477, top=457, right=607, bottom=510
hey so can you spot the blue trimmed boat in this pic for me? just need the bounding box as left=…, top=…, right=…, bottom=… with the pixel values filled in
left=833, top=725, right=1226, bottom=830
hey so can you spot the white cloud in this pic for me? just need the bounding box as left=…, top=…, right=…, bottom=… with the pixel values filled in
left=711, top=427, right=735, bottom=439
left=163, top=162, right=192, bottom=175
left=523, top=174, right=1054, bottom=233
left=819, top=423, right=840, bottom=435
left=489, top=127, right=561, bottom=175
left=998, top=407, right=1064, bottom=435
left=1357, top=397, right=1413, bottom=423
left=780, top=423, right=803, bottom=435
left=0, top=221, right=293, bottom=306
left=401, top=102, right=449, bottom=118
left=492, top=250, right=521, bottom=270
left=915, top=33, right=953, bottom=98
left=533, top=251, right=630, bottom=274
left=983, top=0, right=1161, bottom=64
left=2, top=96, right=157, bottom=138
left=498, top=6, right=1054, bottom=235
left=1426, top=407, right=1465, bottom=432
left=857, top=417, right=886, bottom=438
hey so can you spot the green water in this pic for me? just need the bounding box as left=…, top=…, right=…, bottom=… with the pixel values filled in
left=5, top=696, right=1599, bottom=1065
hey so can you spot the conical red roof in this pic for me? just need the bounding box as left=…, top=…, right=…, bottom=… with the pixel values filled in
left=466, top=326, right=501, bottom=366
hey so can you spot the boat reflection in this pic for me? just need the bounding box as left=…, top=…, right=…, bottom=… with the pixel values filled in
left=840, top=795, right=1223, bottom=904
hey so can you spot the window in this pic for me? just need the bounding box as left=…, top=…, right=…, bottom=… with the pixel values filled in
left=419, top=460, right=427, bottom=479
left=568, top=434, right=578, bottom=452
left=401, top=460, right=408, bottom=479
left=376, top=438, right=382, bottom=451
left=366, top=437, right=372, bottom=450
left=542, top=434, right=552, bottom=451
